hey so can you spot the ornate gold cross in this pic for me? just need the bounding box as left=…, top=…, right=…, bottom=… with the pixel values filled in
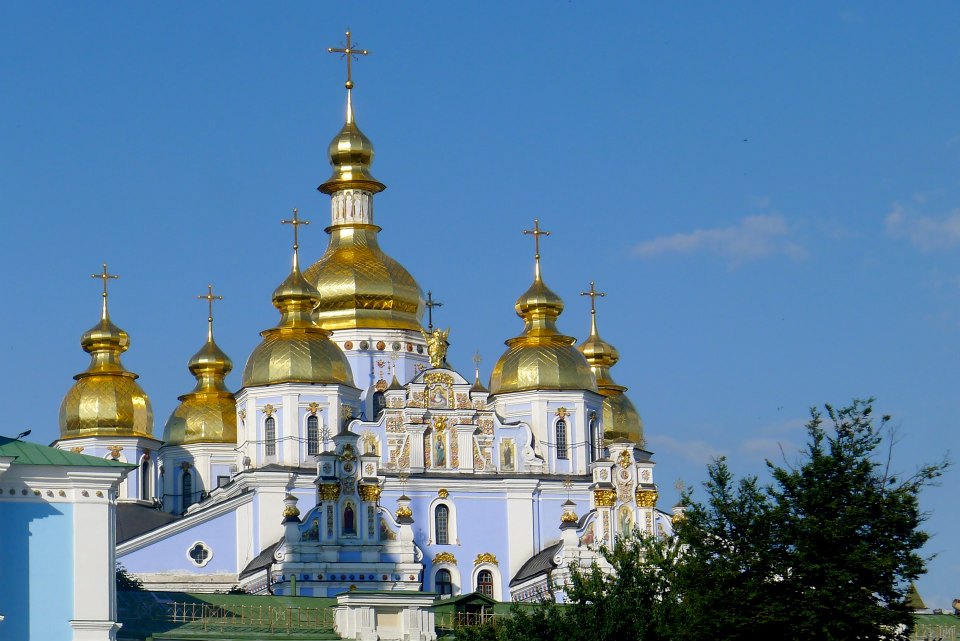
left=425, top=290, right=443, bottom=330
left=281, top=208, right=310, bottom=268
left=328, top=30, right=369, bottom=90
left=522, top=218, right=551, bottom=261
left=197, top=284, right=223, bottom=339
left=580, top=281, right=606, bottom=314
left=91, top=263, right=119, bottom=318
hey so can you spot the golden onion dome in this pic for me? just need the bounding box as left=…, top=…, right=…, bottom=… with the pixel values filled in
left=577, top=297, right=644, bottom=446
left=319, top=120, right=385, bottom=195
left=59, top=279, right=153, bottom=439
left=242, top=233, right=355, bottom=388
left=304, top=224, right=424, bottom=331
left=490, top=257, right=597, bottom=395
left=163, top=302, right=238, bottom=445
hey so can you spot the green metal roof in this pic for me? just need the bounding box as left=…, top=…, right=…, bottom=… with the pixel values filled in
left=0, top=436, right=132, bottom=468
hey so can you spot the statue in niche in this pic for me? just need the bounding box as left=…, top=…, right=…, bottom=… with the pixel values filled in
left=343, top=503, right=356, bottom=535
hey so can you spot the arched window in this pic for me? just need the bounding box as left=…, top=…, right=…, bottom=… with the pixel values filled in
left=435, top=504, right=450, bottom=545
left=477, top=569, right=494, bottom=596
left=182, top=470, right=193, bottom=513
left=265, top=416, right=276, bottom=456
left=372, top=391, right=386, bottom=420
left=592, top=417, right=604, bottom=461
left=436, top=569, right=453, bottom=595
left=307, top=415, right=319, bottom=456
left=556, top=419, right=568, bottom=460
left=140, top=457, right=151, bottom=500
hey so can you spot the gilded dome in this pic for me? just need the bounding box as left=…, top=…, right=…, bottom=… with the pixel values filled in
left=59, top=296, right=153, bottom=439
left=490, top=262, right=597, bottom=395
left=304, top=224, right=424, bottom=332
left=242, top=248, right=355, bottom=388
left=319, top=120, right=385, bottom=194
left=163, top=312, right=238, bottom=445
left=578, top=303, right=644, bottom=446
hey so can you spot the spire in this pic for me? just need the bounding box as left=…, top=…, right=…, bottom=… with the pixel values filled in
left=578, top=281, right=621, bottom=389
left=188, top=284, right=231, bottom=394
left=273, top=209, right=323, bottom=329
left=523, top=218, right=551, bottom=282
left=320, top=30, right=384, bottom=195
left=328, top=30, right=369, bottom=125
left=80, top=263, right=130, bottom=374
left=515, top=218, right=564, bottom=336
left=471, top=351, right=487, bottom=393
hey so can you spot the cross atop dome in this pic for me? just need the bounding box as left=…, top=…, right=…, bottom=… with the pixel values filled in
left=281, top=208, right=310, bottom=270
left=328, top=30, right=370, bottom=124
left=197, top=284, right=224, bottom=341
left=522, top=218, right=551, bottom=279
left=580, top=281, right=606, bottom=315
left=91, top=263, right=119, bottom=320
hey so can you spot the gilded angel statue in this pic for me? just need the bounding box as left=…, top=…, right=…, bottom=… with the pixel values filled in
left=420, top=327, right=450, bottom=368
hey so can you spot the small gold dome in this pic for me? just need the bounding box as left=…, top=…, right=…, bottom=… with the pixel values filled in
left=304, top=224, right=424, bottom=332
left=318, top=120, right=385, bottom=194
left=242, top=254, right=355, bottom=388
left=490, top=265, right=597, bottom=395
left=578, top=308, right=644, bottom=445
left=59, top=301, right=153, bottom=439
left=163, top=317, right=238, bottom=445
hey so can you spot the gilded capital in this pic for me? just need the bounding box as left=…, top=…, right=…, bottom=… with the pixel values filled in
left=358, top=483, right=382, bottom=502
left=635, top=489, right=658, bottom=508
left=319, top=483, right=341, bottom=501
left=593, top=489, right=616, bottom=507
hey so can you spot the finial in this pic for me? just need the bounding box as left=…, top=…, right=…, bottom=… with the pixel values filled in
left=522, top=218, right=551, bottom=280
left=197, top=284, right=224, bottom=342
left=472, top=350, right=482, bottom=373
left=563, top=476, right=573, bottom=500
left=674, top=478, right=685, bottom=493
left=281, top=208, right=310, bottom=271
left=328, top=30, right=370, bottom=125
left=580, top=281, right=606, bottom=335
left=91, top=263, right=119, bottom=321
left=425, top=290, right=444, bottom=331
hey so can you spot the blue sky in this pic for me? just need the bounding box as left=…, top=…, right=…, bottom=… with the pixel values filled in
left=1, top=3, right=957, bottom=607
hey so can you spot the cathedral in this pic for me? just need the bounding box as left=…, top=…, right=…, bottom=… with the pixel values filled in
left=53, top=32, right=675, bottom=603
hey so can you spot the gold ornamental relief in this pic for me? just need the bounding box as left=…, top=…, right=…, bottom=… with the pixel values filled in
left=437, top=488, right=449, bottom=499
left=358, top=484, right=382, bottom=502
left=474, top=552, right=498, bottom=566
left=308, top=402, right=320, bottom=415
left=636, top=489, right=659, bottom=508
left=319, top=483, right=341, bottom=501
left=433, top=551, right=457, bottom=565
left=282, top=504, right=301, bottom=518
left=594, top=489, right=617, bottom=507
left=617, top=450, right=633, bottom=469
left=396, top=504, right=413, bottom=519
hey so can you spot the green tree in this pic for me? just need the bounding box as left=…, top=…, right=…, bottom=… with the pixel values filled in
left=764, top=400, right=945, bottom=640
left=676, top=399, right=946, bottom=641
left=115, top=563, right=144, bottom=592
left=456, top=533, right=682, bottom=641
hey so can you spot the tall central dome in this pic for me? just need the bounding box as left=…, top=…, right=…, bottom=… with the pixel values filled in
left=304, top=50, right=424, bottom=332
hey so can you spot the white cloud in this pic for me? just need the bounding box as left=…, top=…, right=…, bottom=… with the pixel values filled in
left=647, top=434, right=725, bottom=465
left=633, top=214, right=804, bottom=263
left=885, top=205, right=960, bottom=251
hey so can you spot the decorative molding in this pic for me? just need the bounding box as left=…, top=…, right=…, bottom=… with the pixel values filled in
left=261, top=404, right=276, bottom=417
left=437, top=488, right=449, bottom=499
left=358, top=484, right=382, bottom=502
left=555, top=407, right=568, bottom=418
left=593, top=489, right=616, bottom=507
left=474, top=552, right=498, bottom=567
left=635, top=489, right=658, bottom=508
left=433, top=551, right=457, bottom=565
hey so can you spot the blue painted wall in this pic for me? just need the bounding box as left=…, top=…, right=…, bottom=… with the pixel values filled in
left=0, top=501, right=74, bottom=641
left=120, top=509, right=238, bottom=573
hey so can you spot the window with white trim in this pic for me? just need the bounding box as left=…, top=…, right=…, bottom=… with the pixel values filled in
left=435, top=504, right=450, bottom=545
left=556, top=419, right=568, bottom=460
left=307, top=415, right=319, bottom=455
left=265, top=416, right=277, bottom=456
left=477, top=569, right=494, bottom=596
left=436, top=569, right=453, bottom=595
